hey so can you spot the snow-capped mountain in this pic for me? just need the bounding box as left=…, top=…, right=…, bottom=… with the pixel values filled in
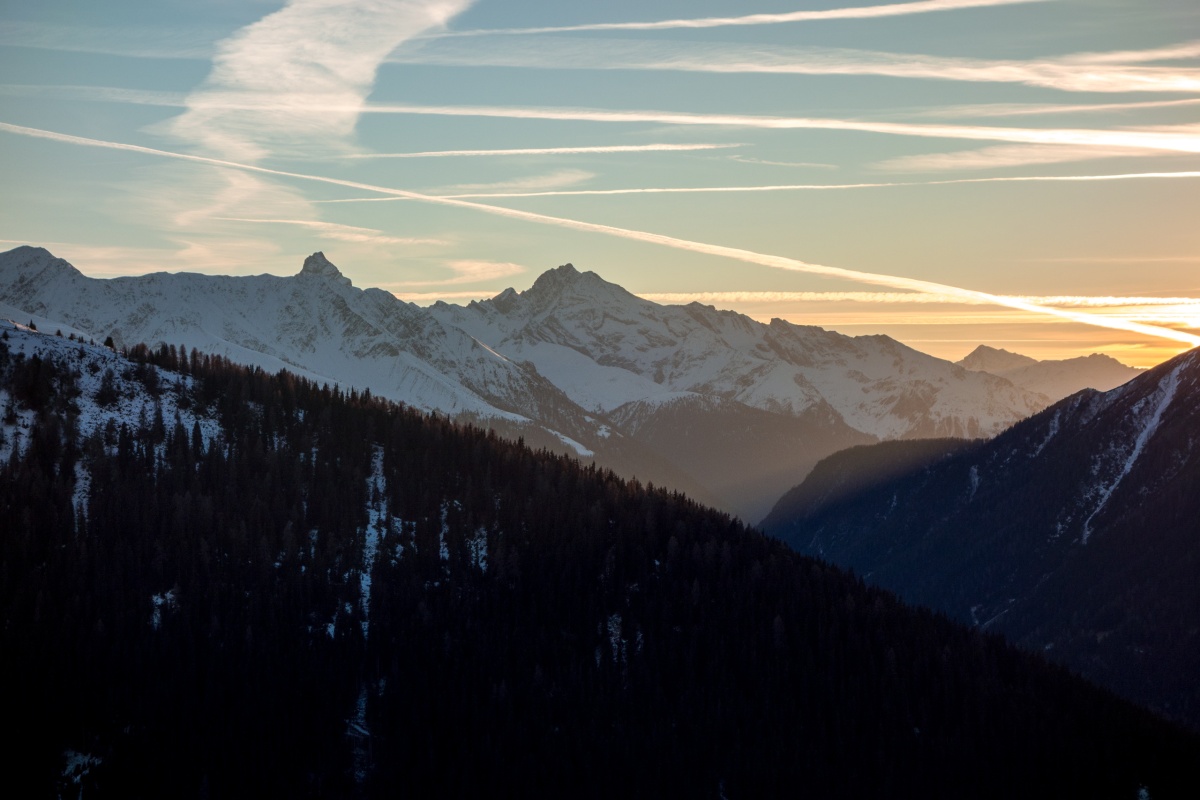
left=431, top=263, right=1050, bottom=516
left=1, top=246, right=1048, bottom=520
left=957, top=344, right=1141, bottom=402
left=0, top=247, right=580, bottom=425
left=762, top=346, right=1200, bottom=726
left=434, top=264, right=1045, bottom=440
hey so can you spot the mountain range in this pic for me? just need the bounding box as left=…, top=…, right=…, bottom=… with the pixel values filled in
left=762, top=346, right=1200, bottom=727
left=0, top=245, right=1138, bottom=520
left=957, top=344, right=1142, bottom=402
left=3, top=320, right=1195, bottom=796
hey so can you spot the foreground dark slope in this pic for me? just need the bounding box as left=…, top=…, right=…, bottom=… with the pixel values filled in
left=3, top=328, right=1196, bottom=798
left=763, top=348, right=1200, bottom=728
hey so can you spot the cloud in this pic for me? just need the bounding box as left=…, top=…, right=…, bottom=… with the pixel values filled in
left=0, top=238, right=286, bottom=278
left=392, top=290, right=507, bottom=302
left=727, top=156, right=838, bottom=169
left=18, top=82, right=1200, bottom=156
left=337, top=143, right=739, bottom=158
left=437, top=0, right=1045, bottom=36
left=439, top=168, right=595, bottom=193
left=391, top=36, right=1200, bottom=94
left=436, top=169, right=1200, bottom=199
left=0, top=21, right=216, bottom=59
left=921, top=98, right=1200, bottom=119
left=4, top=120, right=1198, bottom=348
left=89, top=2, right=475, bottom=271
left=213, top=217, right=446, bottom=246
left=638, top=290, right=1200, bottom=308
left=387, top=259, right=526, bottom=287
left=1062, top=39, right=1200, bottom=65
left=167, top=0, right=475, bottom=163
left=873, top=143, right=1161, bottom=172
left=0, top=84, right=189, bottom=106
left=351, top=103, right=1200, bottom=155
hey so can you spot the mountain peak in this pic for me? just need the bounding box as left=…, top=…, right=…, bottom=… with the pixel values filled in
left=0, top=245, right=84, bottom=281
left=523, top=262, right=637, bottom=307
left=299, top=252, right=352, bottom=286
left=958, top=345, right=1038, bottom=373
left=529, top=262, right=580, bottom=289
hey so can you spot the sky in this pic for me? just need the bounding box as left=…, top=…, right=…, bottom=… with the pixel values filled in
left=1, top=0, right=1198, bottom=367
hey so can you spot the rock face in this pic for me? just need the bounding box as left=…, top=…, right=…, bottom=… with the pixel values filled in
left=957, top=344, right=1142, bottom=402
left=1, top=246, right=1048, bottom=520
left=763, top=348, right=1200, bottom=727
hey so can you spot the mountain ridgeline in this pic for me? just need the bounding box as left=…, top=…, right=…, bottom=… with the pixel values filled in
left=762, top=347, right=1200, bottom=729
left=3, top=323, right=1196, bottom=797
left=0, top=245, right=1081, bottom=521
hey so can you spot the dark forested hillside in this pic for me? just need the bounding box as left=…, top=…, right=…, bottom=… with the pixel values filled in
left=762, top=348, right=1200, bottom=730
left=759, top=437, right=973, bottom=533
left=2, top=324, right=1196, bottom=798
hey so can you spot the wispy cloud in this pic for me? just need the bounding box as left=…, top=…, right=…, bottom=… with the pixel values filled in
left=5, top=120, right=1198, bottom=348
left=214, top=218, right=446, bottom=246
left=0, top=238, right=287, bottom=277
left=438, top=0, right=1045, bottom=36
left=921, top=98, right=1200, bottom=119
left=439, top=168, right=595, bottom=193
left=0, top=84, right=188, bottom=106
left=640, top=292, right=1200, bottom=335
left=639, top=291, right=1200, bottom=308
left=336, top=143, right=739, bottom=159
left=387, top=259, right=526, bottom=287
left=728, top=156, right=838, bottom=169
left=0, top=21, right=216, bottom=59
left=1062, top=40, right=1200, bottom=65
left=89, top=2, right=476, bottom=271
left=392, top=290, right=507, bottom=302
left=167, top=0, right=475, bottom=163
left=873, top=143, right=1161, bottom=172
left=392, top=36, right=1200, bottom=94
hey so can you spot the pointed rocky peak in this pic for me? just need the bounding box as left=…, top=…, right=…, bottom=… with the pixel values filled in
left=958, top=345, right=1038, bottom=373
left=521, top=263, right=639, bottom=312
left=528, top=263, right=582, bottom=293
left=298, top=252, right=352, bottom=287
left=488, top=286, right=522, bottom=314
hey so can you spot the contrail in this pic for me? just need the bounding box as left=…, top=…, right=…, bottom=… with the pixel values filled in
left=355, top=103, right=1200, bottom=155
left=10, top=84, right=1198, bottom=154
left=3, top=120, right=1198, bottom=348
left=437, top=0, right=1046, bottom=36
left=439, top=171, right=1200, bottom=199
left=336, top=143, right=740, bottom=158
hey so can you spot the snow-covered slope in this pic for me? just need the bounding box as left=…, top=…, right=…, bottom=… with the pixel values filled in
left=433, top=264, right=1046, bottom=441
left=0, top=247, right=593, bottom=431
left=0, top=319, right=221, bottom=478
left=1, top=247, right=1050, bottom=520
left=957, top=344, right=1141, bottom=402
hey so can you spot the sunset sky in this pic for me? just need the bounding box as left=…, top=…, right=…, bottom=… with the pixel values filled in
left=1, top=0, right=1198, bottom=366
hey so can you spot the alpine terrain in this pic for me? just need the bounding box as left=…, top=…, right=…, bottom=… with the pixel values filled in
left=0, top=245, right=1067, bottom=520
left=762, top=347, right=1200, bottom=728
left=957, top=344, right=1142, bottom=402
left=3, top=320, right=1196, bottom=797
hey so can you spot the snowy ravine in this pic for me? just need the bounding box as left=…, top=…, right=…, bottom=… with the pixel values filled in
left=1081, top=363, right=1182, bottom=543
left=359, top=447, right=386, bottom=639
